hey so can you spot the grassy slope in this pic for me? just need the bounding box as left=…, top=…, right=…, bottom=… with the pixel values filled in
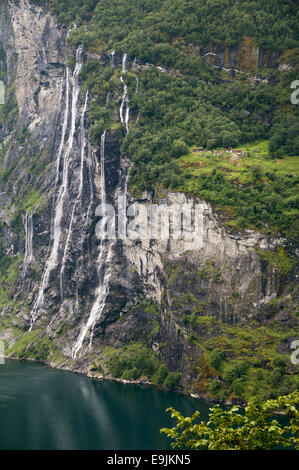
left=178, top=140, right=299, bottom=234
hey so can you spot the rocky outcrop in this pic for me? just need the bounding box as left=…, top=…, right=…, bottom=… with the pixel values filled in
left=123, top=192, right=282, bottom=321
left=0, top=0, right=67, bottom=134
left=201, top=37, right=284, bottom=73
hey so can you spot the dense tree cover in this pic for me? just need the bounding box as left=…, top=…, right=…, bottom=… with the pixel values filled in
left=45, top=0, right=299, bottom=79
left=188, top=161, right=298, bottom=238
left=104, top=343, right=181, bottom=389
left=204, top=345, right=298, bottom=402
left=161, top=391, right=299, bottom=450
left=45, top=0, right=299, bottom=52
left=269, top=115, right=299, bottom=157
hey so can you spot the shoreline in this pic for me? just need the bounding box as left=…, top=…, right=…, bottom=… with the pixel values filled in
left=3, top=354, right=228, bottom=406
left=3, top=356, right=290, bottom=414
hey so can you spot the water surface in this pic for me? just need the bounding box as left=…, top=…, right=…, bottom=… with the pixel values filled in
left=0, top=360, right=210, bottom=450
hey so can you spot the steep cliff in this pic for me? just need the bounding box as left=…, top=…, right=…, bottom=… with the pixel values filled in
left=0, top=0, right=298, bottom=403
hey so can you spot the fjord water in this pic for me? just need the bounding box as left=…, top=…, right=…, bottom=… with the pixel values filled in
left=0, top=360, right=209, bottom=450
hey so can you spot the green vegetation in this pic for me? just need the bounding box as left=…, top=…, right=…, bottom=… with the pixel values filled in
left=257, top=247, right=295, bottom=276
left=7, top=330, right=65, bottom=364
left=269, top=115, right=299, bottom=157
left=162, top=260, right=298, bottom=402
left=192, top=323, right=299, bottom=403
left=101, top=343, right=181, bottom=390
left=45, top=0, right=299, bottom=52
left=177, top=144, right=299, bottom=238
left=161, top=391, right=299, bottom=450
left=0, top=248, right=22, bottom=308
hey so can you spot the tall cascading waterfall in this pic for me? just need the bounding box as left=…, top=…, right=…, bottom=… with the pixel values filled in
left=120, top=53, right=130, bottom=134
left=72, top=131, right=114, bottom=358
left=29, top=45, right=84, bottom=330
left=73, top=54, right=132, bottom=356
left=59, top=90, right=89, bottom=300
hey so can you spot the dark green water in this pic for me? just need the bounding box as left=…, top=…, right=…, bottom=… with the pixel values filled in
left=0, top=360, right=210, bottom=450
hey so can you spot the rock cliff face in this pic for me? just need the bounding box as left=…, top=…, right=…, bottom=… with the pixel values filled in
left=0, top=0, right=297, bottom=398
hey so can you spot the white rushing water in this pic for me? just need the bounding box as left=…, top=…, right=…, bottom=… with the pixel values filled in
left=122, top=53, right=127, bottom=74
left=24, top=212, right=34, bottom=263
left=109, top=50, right=115, bottom=67
left=84, top=142, right=95, bottom=229
left=54, top=68, right=70, bottom=186
left=60, top=90, right=89, bottom=300
left=72, top=131, right=113, bottom=358
left=30, top=46, right=83, bottom=329
left=105, top=91, right=111, bottom=108
left=135, top=74, right=139, bottom=96
left=23, top=211, right=35, bottom=277
left=120, top=53, right=130, bottom=134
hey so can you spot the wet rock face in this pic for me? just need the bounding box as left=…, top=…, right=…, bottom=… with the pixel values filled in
left=102, top=132, right=121, bottom=198
left=201, top=38, right=282, bottom=72
left=0, top=0, right=295, bottom=388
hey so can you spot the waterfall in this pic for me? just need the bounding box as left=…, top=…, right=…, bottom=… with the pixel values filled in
left=24, top=212, right=34, bottom=263
left=60, top=90, right=89, bottom=300
left=30, top=45, right=83, bottom=329
left=120, top=54, right=130, bottom=134
left=109, top=50, right=115, bottom=67
left=23, top=211, right=34, bottom=276
left=72, top=131, right=113, bottom=358
left=85, top=142, right=95, bottom=228
left=135, top=74, right=139, bottom=96
left=122, top=53, right=127, bottom=74
left=55, top=68, right=70, bottom=186
left=105, top=91, right=110, bottom=108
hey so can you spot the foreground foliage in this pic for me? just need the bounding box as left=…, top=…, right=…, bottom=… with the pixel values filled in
left=161, top=391, right=299, bottom=450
